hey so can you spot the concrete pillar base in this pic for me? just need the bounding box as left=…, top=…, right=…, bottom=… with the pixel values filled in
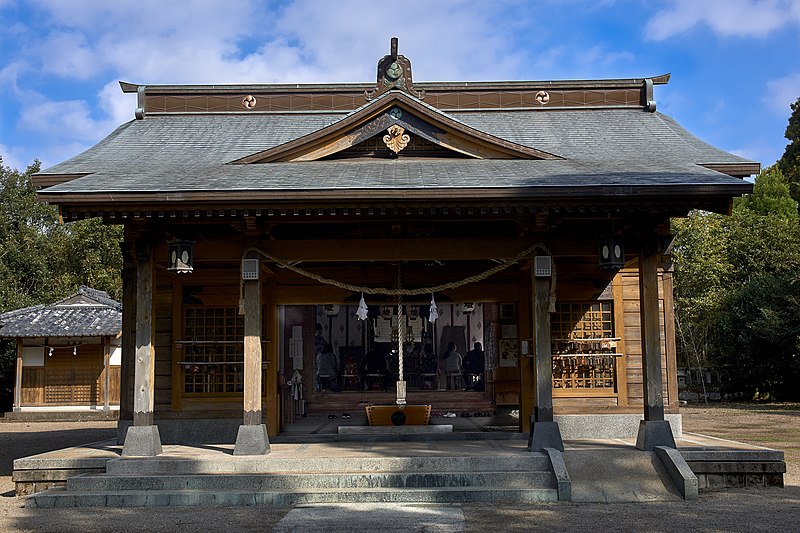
left=635, top=419, right=676, bottom=451
left=233, top=424, right=270, bottom=456
left=122, top=425, right=163, bottom=457
left=528, top=419, right=564, bottom=452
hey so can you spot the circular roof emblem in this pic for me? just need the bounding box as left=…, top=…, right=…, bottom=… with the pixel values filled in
left=242, top=95, right=257, bottom=110
left=386, top=61, right=403, bottom=81
left=535, top=91, right=550, bottom=104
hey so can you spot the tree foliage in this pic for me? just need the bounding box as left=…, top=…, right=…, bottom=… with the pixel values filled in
left=0, top=157, right=123, bottom=410
left=778, top=96, right=800, bottom=204
left=673, top=165, right=800, bottom=400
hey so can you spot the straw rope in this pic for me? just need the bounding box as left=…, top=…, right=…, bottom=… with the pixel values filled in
left=244, top=242, right=556, bottom=302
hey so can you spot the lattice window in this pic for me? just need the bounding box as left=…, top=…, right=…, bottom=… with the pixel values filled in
left=551, top=302, right=618, bottom=391
left=181, top=307, right=244, bottom=395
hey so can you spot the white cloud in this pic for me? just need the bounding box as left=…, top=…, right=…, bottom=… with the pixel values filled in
left=25, top=0, right=531, bottom=85
left=38, top=31, right=97, bottom=79
left=0, top=143, right=28, bottom=172
left=18, top=98, right=114, bottom=142
left=98, top=81, right=137, bottom=125
left=764, top=71, right=800, bottom=114
left=645, top=0, right=800, bottom=40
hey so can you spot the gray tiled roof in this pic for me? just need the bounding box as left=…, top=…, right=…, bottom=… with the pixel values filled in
left=0, top=286, right=122, bottom=338
left=37, top=107, right=754, bottom=196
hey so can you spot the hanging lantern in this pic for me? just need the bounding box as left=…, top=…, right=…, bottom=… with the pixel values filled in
left=167, top=240, right=194, bottom=274
left=598, top=236, right=625, bottom=270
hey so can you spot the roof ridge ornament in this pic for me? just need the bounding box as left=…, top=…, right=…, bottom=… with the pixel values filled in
left=365, top=37, right=424, bottom=101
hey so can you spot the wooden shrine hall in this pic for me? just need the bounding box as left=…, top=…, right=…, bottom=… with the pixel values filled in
left=33, top=39, right=757, bottom=456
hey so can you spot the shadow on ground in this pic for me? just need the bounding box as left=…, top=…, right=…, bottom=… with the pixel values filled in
left=0, top=425, right=116, bottom=475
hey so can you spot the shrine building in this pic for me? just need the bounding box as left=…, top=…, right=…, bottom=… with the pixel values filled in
left=32, top=39, right=756, bottom=454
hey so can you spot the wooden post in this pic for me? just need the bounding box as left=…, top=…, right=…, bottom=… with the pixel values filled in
left=518, top=271, right=533, bottom=434
left=636, top=238, right=676, bottom=450
left=532, top=275, right=554, bottom=423
left=13, top=339, right=23, bottom=412
left=103, top=336, right=111, bottom=412
left=662, top=272, right=679, bottom=409
left=639, top=247, right=664, bottom=421
left=119, top=236, right=137, bottom=421
left=133, top=245, right=155, bottom=426
left=242, top=271, right=263, bottom=426
left=528, top=261, right=563, bottom=451
left=122, top=239, right=162, bottom=456
left=234, top=252, right=270, bottom=455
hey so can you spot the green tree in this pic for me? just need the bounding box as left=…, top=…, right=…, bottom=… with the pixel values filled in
left=0, top=157, right=123, bottom=410
left=673, top=164, right=800, bottom=400
left=778, top=96, right=800, bottom=203
left=736, top=166, right=798, bottom=221
left=714, top=273, right=800, bottom=400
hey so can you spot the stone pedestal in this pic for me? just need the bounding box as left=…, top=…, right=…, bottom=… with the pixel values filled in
left=528, top=419, right=564, bottom=452
left=233, top=424, right=270, bottom=456
left=122, top=425, right=163, bottom=457
left=635, top=419, right=676, bottom=451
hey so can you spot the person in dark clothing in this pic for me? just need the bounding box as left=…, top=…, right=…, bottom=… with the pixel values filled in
left=361, top=349, right=388, bottom=390
left=463, top=342, right=485, bottom=391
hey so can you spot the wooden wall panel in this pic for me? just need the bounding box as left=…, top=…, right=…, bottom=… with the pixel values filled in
left=44, top=345, right=103, bottom=405
left=620, top=267, right=674, bottom=411
left=21, top=367, right=44, bottom=405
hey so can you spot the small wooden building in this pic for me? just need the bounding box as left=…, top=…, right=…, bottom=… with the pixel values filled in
left=32, top=41, right=756, bottom=452
left=1, top=286, right=122, bottom=412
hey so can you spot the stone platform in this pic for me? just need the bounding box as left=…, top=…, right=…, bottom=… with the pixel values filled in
left=13, top=413, right=785, bottom=506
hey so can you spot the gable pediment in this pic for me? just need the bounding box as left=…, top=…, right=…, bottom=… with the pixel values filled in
left=231, top=91, right=561, bottom=164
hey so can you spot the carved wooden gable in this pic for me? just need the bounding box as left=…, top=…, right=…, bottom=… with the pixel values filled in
left=231, top=39, right=560, bottom=165
left=232, top=91, right=560, bottom=164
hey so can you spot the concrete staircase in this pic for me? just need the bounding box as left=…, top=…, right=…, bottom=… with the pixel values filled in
left=26, top=452, right=559, bottom=507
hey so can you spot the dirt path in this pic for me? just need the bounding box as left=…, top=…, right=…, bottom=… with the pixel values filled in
left=0, top=406, right=798, bottom=532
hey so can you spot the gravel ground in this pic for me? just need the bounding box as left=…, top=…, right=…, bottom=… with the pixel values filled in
left=0, top=414, right=798, bottom=532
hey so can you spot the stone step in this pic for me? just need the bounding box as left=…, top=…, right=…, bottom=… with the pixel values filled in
left=104, top=454, right=552, bottom=475
left=66, top=470, right=555, bottom=492
left=28, top=485, right=558, bottom=508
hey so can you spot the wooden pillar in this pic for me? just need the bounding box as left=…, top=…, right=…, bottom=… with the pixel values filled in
left=13, top=339, right=23, bottom=412
left=636, top=237, right=676, bottom=450
left=532, top=275, right=554, bottom=422
left=242, top=271, right=263, bottom=426
left=119, top=238, right=137, bottom=421
left=662, top=272, right=679, bottom=409
left=133, top=244, right=155, bottom=426
left=519, top=271, right=533, bottom=434
left=234, top=252, right=270, bottom=455
left=122, top=239, right=162, bottom=456
left=103, top=336, right=111, bottom=412
left=639, top=247, right=664, bottom=421
left=528, top=260, right=563, bottom=451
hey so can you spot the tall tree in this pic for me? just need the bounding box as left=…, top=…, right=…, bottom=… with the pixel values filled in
left=672, top=164, right=800, bottom=400
left=778, top=96, right=800, bottom=204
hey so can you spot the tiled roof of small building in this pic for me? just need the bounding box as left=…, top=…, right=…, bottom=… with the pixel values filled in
left=0, top=286, right=122, bottom=338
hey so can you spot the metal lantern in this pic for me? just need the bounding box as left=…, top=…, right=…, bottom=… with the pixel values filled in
left=167, top=240, right=194, bottom=274
left=598, top=236, right=625, bottom=270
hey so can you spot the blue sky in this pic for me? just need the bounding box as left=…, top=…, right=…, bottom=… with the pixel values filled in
left=1, top=0, right=799, bottom=174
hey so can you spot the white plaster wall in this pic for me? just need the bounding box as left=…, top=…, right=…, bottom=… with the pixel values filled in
left=21, top=346, right=44, bottom=367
